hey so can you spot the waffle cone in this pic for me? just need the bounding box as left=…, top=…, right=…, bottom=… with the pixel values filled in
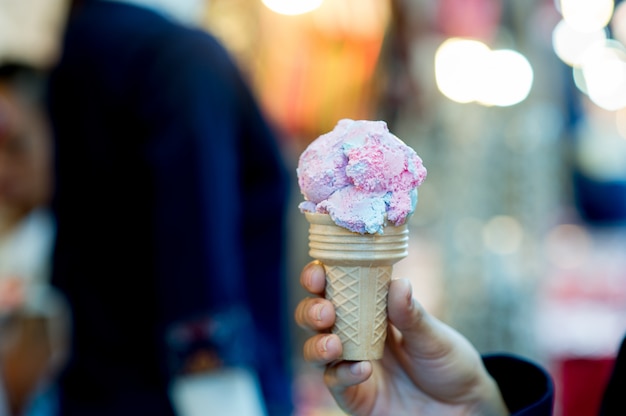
left=305, top=213, right=408, bottom=360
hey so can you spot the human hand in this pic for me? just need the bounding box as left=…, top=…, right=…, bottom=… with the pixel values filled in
left=295, top=261, right=509, bottom=416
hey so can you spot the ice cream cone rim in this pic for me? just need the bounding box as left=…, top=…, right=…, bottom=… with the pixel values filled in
left=305, top=212, right=408, bottom=265
left=304, top=212, right=409, bottom=234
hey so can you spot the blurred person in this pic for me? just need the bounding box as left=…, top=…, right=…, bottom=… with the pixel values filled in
left=296, top=261, right=626, bottom=415
left=46, top=0, right=293, bottom=415
left=0, top=63, right=69, bottom=416
left=0, top=63, right=53, bottom=264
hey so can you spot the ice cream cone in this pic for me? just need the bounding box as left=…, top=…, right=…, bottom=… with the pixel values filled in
left=305, top=212, right=408, bottom=360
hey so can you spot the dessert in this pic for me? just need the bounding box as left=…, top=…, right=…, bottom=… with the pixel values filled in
left=297, top=119, right=426, bottom=360
left=298, top=118, right=426, bottom=234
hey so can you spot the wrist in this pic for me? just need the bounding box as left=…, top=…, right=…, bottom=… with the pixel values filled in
left=468, top=373, right=510, bottom=416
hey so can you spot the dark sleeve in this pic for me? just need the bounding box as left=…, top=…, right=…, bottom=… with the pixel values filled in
left=599, top=337, right=626, bottom=415
left=483, top=354, right=554, bottom=416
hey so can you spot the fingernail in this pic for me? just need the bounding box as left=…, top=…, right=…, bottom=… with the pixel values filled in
left=321, top=335, right=330, bottom=352
left=401, top=278, right=414, bottom=310
left=350, top=362, right=363, bottom=375
left=302, top=269, right=312, bottom=288
left=313, top=303, right=324, bottom=321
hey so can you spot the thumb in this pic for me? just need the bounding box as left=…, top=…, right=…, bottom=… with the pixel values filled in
left=387, top=278, right=457, bottom=359
left=387, top=280, right=509, bottom=413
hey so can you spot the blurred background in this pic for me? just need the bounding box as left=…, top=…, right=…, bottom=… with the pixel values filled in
left=2, top=0, right=626, bottom=415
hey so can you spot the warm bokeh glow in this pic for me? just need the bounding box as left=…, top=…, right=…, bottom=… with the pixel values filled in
left=312, top=0, right=389, bottom=37
left=435, top=39, right=533, bottom=107
left=560, top=0, right=614, bottom=33
left=261, top=0, right=323, bottom=16
left=552, top=19, right=607, bottom=66
left=253, top=0, right=390, bottom=140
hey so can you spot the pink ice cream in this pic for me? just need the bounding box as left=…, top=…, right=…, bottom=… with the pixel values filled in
left=297, top=119, right=427, bottom=234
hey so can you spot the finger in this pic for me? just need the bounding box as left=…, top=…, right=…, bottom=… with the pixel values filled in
left=323, top=361, right=376, bottom=416
left=324, top=360, right=373, bottom=391
left=294, top=297, right=335, bottom=331
left=387, top=278, right=420, bottom=330
left=387, top=278, right=454, bottom=359
left=302, top=333, right=342, bottom=364
left=300, top=261, right=326, bottom=296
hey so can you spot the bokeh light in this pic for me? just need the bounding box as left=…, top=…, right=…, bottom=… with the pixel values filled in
left=483, top=216, right=524, bottom=255
left=552, top=19, right=607, bottom=66
left=261, top=0, right=323, bottom=16
left=477, top=49, right=534, bottom=107
left=435, top=38, right=534, bottom=107
left=434, top=38, right=491, bottom=104
left=560, top=0, right=614, bottom=33
left=578, top=40, right=626, bottom=111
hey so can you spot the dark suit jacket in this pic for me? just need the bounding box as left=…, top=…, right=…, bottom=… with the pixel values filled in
left=47, top=1, right=292, bottom=415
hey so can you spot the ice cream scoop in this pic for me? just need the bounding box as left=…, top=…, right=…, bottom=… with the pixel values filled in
left=297, top=119, right=426, bottom=234
left=297, top=119, right=427, bottom=360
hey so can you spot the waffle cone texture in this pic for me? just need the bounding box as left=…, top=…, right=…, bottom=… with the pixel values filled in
left=305, top=213, right=408, bottom=360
